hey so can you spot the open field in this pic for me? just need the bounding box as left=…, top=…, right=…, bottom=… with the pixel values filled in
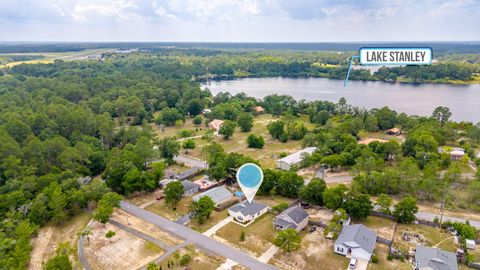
left=83, top=221, right=163, bottom=270
left=29, top=211, right=91, bottom=270
left=270, top=229, right=350, bottom=270
left=214, top=213, right=277, bottom=256
left=0, top=49, right=116, bottom=68
left=156, top=245, right=225, bottom=270
left=368, top=244, right=411, bottom=270
left=110, top=209, right=183, bottom=246
left=393, top=223, right=457, bottom=253
left=255, top=195, right=296, bottom=208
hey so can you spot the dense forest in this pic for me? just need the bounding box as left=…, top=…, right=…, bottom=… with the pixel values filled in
left=1, top=49, right=480, bottom=269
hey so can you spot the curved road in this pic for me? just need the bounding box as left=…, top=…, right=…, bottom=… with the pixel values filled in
left=120, top=201, right=277, bottom=270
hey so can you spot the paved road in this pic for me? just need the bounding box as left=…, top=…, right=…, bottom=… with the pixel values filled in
left=78, top=220, right=93, bottom=270
left=174, top=155, right=208, bottom=169
left=120, top=201, right=277, bottom=270
left=416, top=211, right=480, bottom=229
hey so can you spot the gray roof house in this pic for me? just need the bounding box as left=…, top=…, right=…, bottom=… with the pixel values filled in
left=228, top=200, right=269, bottom=225
left=334, top=224, right=377, bottom=261
left=273, top=205, right=309, bottom=231
left=415, top=245, right=458, bottom=270
left=276, top=147, right=317, bottom=171
left=181, top=180, right=200, bottom=196
left=192, top=186, right=233, bottom=207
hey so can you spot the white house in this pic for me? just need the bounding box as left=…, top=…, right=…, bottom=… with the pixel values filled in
left=273, top=205, right=309, bottom=232
left=192, top=186, right=233, bottom=207
left=208, top=119, right=224, bottom=135
left=228, top=200, right=269, bottom=225
left=334, top=224, right=377, bottom=261
left=276, top=147, right=317, bottom=171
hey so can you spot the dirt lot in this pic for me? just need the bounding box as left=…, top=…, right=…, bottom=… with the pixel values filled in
left=214, top=213, right=277, bottom=257
left=156, top=245, right=225, bottom=270
left=270, top=228, right=349, bottom=270
left=29, top=211, right=91, bottom=270
left=368, top=244, right=411, bottom=270
left=323, top=170, right=353, bottom=184
left=393, top=223, right=457, bottom=253
left=110, top=209, right=183, bottom=246
left=306, top=208, right=334, bottom=223
left=352, top=216, right=396, bottom=240
left=83, top=221, right=163, bottom=270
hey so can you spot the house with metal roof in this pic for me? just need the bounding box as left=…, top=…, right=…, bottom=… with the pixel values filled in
left=181, top=180, right=200, bottom=196
left=334, top=224, right=377, bottom=261
left=276, top=147, right=317, bottom=171
left=414, top=245, right=458, bottom=270
left=228, top=200, right=269, bottom=225
left=208, top=119, right=224, bottom=135
left=273, top=205, right=309, bottom=231
left=192, top=186, right=233, bottom=207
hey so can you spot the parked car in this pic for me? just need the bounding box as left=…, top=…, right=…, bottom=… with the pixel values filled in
left=300, top=201, right=310, bottom=209
left=309, top=225, right=317, bottom=233
left=155, top=193, right=165, bottom=200
left=349, top=258, right=357, bottom=269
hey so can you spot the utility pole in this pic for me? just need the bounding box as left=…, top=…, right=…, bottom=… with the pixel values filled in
left=439, top=175, right=448, bottom=225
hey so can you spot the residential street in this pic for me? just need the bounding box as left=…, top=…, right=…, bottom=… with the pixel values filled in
left=416, top=211, right=480, bottom=229
left=120, top=201, right=278, bottom=270
left=174, top=155, right=208, bottom=169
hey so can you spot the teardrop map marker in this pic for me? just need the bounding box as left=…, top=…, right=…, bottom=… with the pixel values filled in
left=236, top=163, right=263, bottom=203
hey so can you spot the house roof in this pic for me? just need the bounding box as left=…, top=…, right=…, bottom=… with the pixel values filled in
left=254, top=106, right=265, bottom=112
left=415, top=245, right=458, bottom=270
left=208, top=119, right=224, bottom=130
left=192, top=186, right=233, bottom=204
left=277, top=147, right=317, bottom=165
left=273, top=218, right=296, bottom=229
left=175, top=166, right=204, bottom=181
left=181, top=180, right=200, bottom=192
left=229, top=200, right=268, bottom=216
left=274, top=205, right=309, bottom=228
left=386, top=128, right=401, bottom=133
left=335, top=224, right=377, bottom=255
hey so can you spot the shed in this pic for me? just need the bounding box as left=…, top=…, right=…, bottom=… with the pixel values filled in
left=181, top=180, right=200, bottom=196
left=276, top=147, right=317, bottom=171
left=466, top=239, right=476, bottom=250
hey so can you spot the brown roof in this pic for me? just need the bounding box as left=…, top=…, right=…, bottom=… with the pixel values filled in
left=254, top=106, right=265, bottom=112
left=386, top=128, right=401, bottom=133
left=208, top=119, right=224, bottom=131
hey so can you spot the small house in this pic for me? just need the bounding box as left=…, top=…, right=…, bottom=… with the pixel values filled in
left=228, top=200, right=269, bottom=225
left=466, top=239, right=476, bottom=250
left=181, top=180, right=200, bottom=196
left=254, top=106, right=265, bottom=114
left=385, top=127, right=401, bottom=135
left=414, top=245, right=458, bottom=270
left=273, top=205, right=309, bottom=231
left=276, top=147, right=317, bottom=171
left=334, top=224, right=377, bottom=261
left=208, top=119, right=224, bottom=135
left=192, top=186, right=233, bottom=207
left=438, top=147, right=465, bottom=161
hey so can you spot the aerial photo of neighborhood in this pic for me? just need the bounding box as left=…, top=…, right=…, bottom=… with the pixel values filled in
left=1, top=1, right=480, bottom=270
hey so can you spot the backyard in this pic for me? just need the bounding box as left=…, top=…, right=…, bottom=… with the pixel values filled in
left=157, top=245, right=225, bottom=270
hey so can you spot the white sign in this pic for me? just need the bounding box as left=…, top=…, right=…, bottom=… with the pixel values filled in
left=359, top=48, right=432, bottom=65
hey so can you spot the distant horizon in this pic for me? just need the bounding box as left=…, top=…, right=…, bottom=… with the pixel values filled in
left=2, top=41, right=480, bottom=44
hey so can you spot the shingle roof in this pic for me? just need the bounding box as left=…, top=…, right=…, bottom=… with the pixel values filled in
left=277, top=147, right=317, bottom=165
left=192, top=186, right=233, bottom=204
left=415, top=245, right=458, bottom=270
left=175, top=166, right=204, bottom=180
left=181, top=180, right=200, bottom=192
left=229, top=200, right=268, bottom=216
left=335, top=224, right=377, bottom=255
left=273, top=218, right=296, bottom=229
left=274, top=205, right=309, bottom=229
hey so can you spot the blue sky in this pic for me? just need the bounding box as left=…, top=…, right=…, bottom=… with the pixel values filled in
left=0, top=0, right=479, bottom=41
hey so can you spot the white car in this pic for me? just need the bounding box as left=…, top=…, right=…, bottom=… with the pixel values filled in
left=349, top=258, right=357, bottom=269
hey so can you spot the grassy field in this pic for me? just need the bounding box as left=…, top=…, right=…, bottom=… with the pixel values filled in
left=215, top=213, right=277, bottom=256
left=29, top=211, right=92, bottom=270
left=156, top=245, right=225, bottom=270
left=254, top=195, right=296, bottom=208
left=352, top=216, right=397, bottom=240
left=394, top=223, right=457, bottom=253
left=368, top=244, right=412, bottom=270
left=270, top=229, right=350, bottom=270
left=146, top=196, right=193, bottom=221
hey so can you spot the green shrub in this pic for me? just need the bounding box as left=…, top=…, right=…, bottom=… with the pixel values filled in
left=371, top=254, right=379, bottom=263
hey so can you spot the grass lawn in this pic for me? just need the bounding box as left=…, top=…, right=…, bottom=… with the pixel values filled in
left=394, top=223, right=457, bottom=253
left=145, top=196, right=192, bottom=221
left=352, top=216, right=396, bottom=240
left=255, top=195, right=296, bottom=208
left=215, top=213, right=277, bottom=256
left=271, top=229, right=349, bottom=270
left=29, top=211, right=92, bottom=270
left=189, top=209, right=229, bottom=233
left=368, top=244, right=412, bottom=270
left=156, top=245, right=225, bottom=270
left=151, top=117, right=204, bottom=139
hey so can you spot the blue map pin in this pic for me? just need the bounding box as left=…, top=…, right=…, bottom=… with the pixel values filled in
left=236, top=163, right=263, bottom=203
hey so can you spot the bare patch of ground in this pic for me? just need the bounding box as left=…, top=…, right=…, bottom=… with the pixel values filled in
left=156, top=245, right=225, bottom=270
left=306, top=208, right=334, bottom=223
left=324, top=170, right=353, bottom=184
left=83, top=221, right=163, bottom=270
left=110, top=209, right=183, bottom=246
left=29, top=211, right=91, bottom=270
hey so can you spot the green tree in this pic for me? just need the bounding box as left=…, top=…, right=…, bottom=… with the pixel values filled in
left=105, top=230, right=116, bottom=240
left=276, top=171, right=304, bottom=198
left=93, top=192, right=122, bottom=225
left=187, top=98, right=203, bottom=116
left=344, top=192, right=372, bottom=219
left=274, top=228, right=301, bottom=252
left=300, top=178, right=327, bottom=206
left=182, top=139, right=196, bottom=153
left=267, top=120, right=285, bottom=139
left=237, top=112, right=254, bottom=132
left=432, top=106, right=452, bottom=126
left=165, top=181, right=184, bottom=207
left=323, top=184, right=347, bottom=210
left=42, top=243, right=72, bottom=270
left=157, top=137, right=179, bottom=164
left=147, top=262, right=159, bottom=270
left=247, top=134, right=265, bottom=148
left=193, top=115, right=203, bottom=126
left=376, top=194, right=393, bottom=214
left=189, top=196, right=215, bottom=224
left=179, top=254, right=192, bottom=266
left=393, top=196, right=418, bottom=223
left=219, top=120, right=236, bottom=139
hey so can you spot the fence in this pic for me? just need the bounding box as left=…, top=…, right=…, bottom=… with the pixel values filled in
left=308, top=220, right=327, bottom=228
left=370, top=210, right=395, bottom=220
left=416, top=219, right=439, bottom=227
left=376, top=236, right=393, bottom=245
left=469, top=262, right=480, bottom=270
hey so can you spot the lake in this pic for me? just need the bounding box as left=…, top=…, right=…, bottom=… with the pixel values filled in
left=201, top=77, right=480, bottom=122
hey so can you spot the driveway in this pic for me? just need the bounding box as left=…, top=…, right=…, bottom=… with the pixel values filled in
left=174, top=155, right=208, bottom=169
left=120, top=201, right=277, bottom=270
left=203, top=216, right=233, bottom=237
left=347, top=259, right=368, bottom=270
